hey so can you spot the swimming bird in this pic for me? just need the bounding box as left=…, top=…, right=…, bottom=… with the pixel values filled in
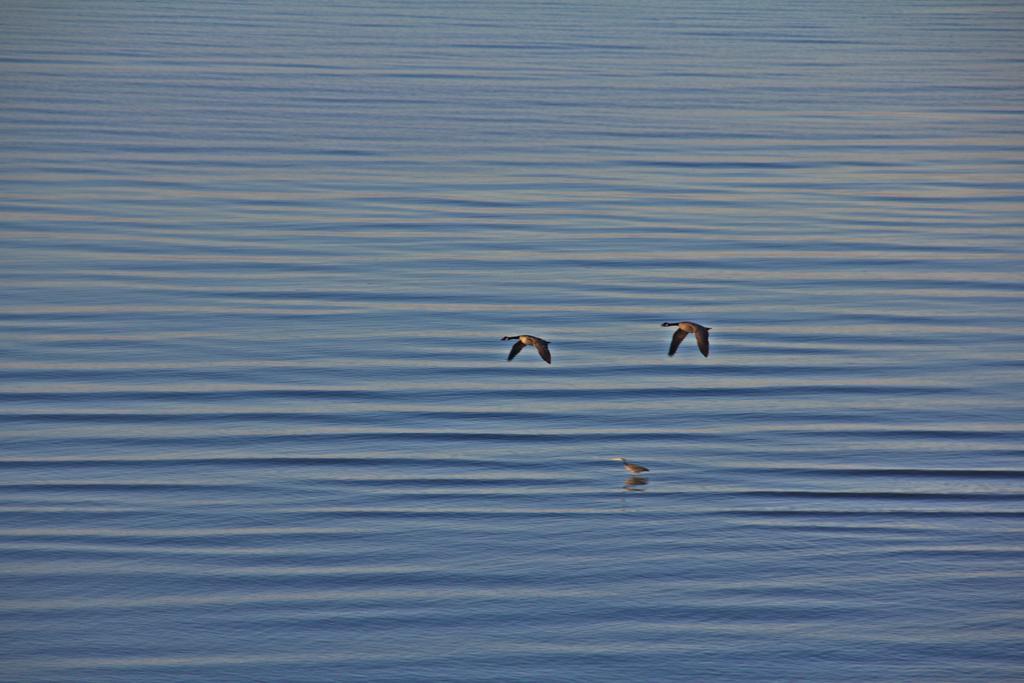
left=612, top=457, right=649, bottom=474
left=661, top=321, right=711, bottom=357
left=502, top=335, right=552, bottom=364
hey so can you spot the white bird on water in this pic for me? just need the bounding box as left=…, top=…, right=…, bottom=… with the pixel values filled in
left=501, top=335, right=552, bottom=364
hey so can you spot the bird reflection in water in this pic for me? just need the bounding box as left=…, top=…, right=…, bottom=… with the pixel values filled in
left=623, top=476, right=648, bottom=491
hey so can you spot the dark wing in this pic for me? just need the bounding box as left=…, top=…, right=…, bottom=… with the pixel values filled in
left=507, top=340, right=526, bottom=361
left=694, top=328, right=710, bottom=357
left=534, top=340, right=552, bottom=364
left=668, top=328, right=688, bottom=356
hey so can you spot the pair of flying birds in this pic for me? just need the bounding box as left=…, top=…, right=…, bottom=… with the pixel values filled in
left=502, top=321, right=711, bottom=365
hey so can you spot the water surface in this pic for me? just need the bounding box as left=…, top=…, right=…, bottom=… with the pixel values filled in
left=2, top=1, right=1023, bottom=681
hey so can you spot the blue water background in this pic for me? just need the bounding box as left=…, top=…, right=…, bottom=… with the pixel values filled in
left=2, top=1, right=1023, bottom=680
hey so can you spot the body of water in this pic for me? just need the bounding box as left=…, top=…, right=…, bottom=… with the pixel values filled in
left=2, top=1, right=1023, bottom=680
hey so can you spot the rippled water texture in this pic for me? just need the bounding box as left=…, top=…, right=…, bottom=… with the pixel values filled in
left=2, top=1, right=1023, bottom=681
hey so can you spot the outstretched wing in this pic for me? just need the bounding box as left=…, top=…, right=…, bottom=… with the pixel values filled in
left=534, top=340, right=552, bottom=364
left=694, top=328, right=710, bottom=357
left=507, top=340, right=526, bottom=361
left=668, top=328, right=688, bottom=356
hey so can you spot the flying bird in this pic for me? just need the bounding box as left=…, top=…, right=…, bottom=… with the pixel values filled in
left=661, top=321, right=711, bottom=357
left=612, top=457, right=649, bottom=474
left=501, top=335, right=552, bottom=364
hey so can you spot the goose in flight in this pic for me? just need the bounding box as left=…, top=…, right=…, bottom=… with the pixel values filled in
left=501, top=335, right=552, bottom=364
left=661, top=321, right=711, bottom=357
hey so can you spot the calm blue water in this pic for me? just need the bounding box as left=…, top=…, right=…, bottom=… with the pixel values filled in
left=2, top=1, right=1023, bottom=680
